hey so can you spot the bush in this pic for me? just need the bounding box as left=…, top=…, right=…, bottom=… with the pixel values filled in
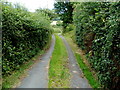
left=63, top=24, right=75, bottom=33
left=56, top=21, right=63, bottom=26
left=66, top=24, right=75, bottom=32
left=53, top=27, right=61, bottom=33
left=2, top=2, right=52, bottom=75
left=73, top=2, right=120, bottom=89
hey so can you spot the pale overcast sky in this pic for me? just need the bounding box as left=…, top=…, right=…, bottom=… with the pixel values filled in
left=7, top=0, right=55, bottom=12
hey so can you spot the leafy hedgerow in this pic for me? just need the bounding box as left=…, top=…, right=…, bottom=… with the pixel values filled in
left=2, top=2, right=52, bottom=76
left=73, top=2, right=120, bottom=89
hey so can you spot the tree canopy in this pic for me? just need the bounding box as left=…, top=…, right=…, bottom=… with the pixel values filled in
left=54, top=1, right=74, bottom=29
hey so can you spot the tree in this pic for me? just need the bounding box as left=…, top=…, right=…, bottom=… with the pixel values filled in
left=54, top=1, right=74, bottom=30
left=36, top=8, right=58, bottom=20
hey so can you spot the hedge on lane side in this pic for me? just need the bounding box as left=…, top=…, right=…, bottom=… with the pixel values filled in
left=73, top=2, right=120, bottom=89
left=2, top=2, right=52, bottom=75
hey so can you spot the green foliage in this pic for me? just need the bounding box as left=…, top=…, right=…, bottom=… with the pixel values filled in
left=64, top=24, right=75, bottom=33
left=2, top=2, right=52, bottom=76
left=73, top=2, right=120, bottom=89
left=54, top=2, right=74, bottom=29
left=36, top=8, right=58, bottom=20
left=56, top=21, right=63, bottom=26
left=53, top=27, right=61, bottom=33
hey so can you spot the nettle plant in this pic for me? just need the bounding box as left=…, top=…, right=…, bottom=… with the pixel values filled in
left=73, top=2, right=120, bottom=89
left=2, top=2, right=52, bottom=76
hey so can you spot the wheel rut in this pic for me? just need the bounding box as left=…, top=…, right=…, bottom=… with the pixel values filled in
left=59, top=35, right=91, bottom=88
left=17, top=35, right=55, bottom=88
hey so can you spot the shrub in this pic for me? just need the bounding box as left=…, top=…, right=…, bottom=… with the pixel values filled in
left=73, top=2, right=120, bottom=89
left=62, top=24, right=75, bottom=33
left=2, top=2, right=52, bottom=75
left=56, top=21, right=63, bottom=26
left=65, top=24, right=75, bottom=32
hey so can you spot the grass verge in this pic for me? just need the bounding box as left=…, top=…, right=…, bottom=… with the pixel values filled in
left=75, top=53, right=100, bottom=88
left=2, top=37, right=52, bottom=88
left=64, top=31, right=101, bottom=88
left=49, top=35, right=70, bottom=88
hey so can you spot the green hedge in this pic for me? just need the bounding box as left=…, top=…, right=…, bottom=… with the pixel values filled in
left=73, top=2, right=120, bottom=89
left=2, top=2, right=52, bottom=75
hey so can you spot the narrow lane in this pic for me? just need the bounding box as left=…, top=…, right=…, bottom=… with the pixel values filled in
left=59, top=35, right=91, bottom=88
left=17, top=35, right=55, bottom=88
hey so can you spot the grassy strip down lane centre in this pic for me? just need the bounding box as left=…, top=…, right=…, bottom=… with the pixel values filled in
left=49, top=35, right=70, bottom=88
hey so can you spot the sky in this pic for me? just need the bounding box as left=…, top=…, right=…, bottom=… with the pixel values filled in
left=7, top=0, right=55, bottom=12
